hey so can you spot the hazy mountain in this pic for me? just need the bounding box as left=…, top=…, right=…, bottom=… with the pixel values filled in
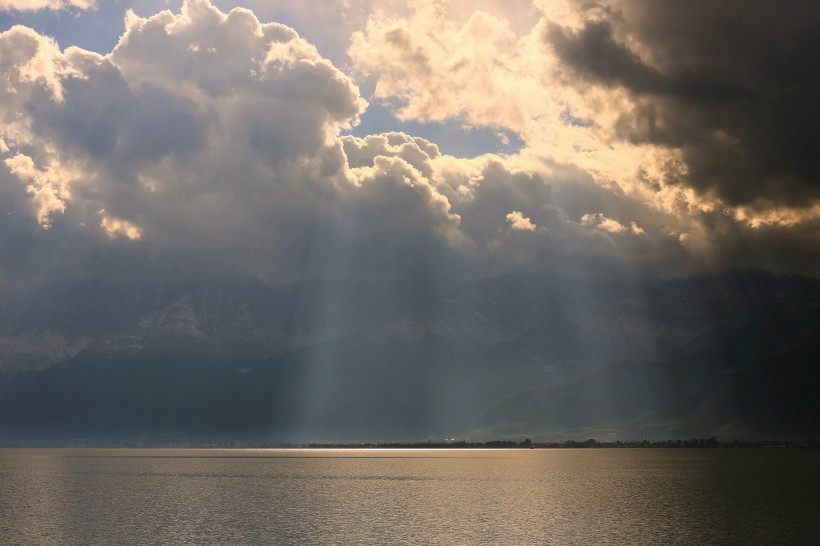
left=478, top=294, right=820, bottom=440
left=0, top=277, right=423, bottom=370
left=0, top=270, right=817, bottom=443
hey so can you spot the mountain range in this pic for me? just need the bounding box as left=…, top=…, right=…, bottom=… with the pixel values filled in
left=0, top=269, right=818, bottom=444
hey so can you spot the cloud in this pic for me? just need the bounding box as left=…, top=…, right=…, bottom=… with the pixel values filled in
left=0, top=25, right=76, bottom=103
left=3, top=153, right=75, bottom=228
left=349, top=0, right=820, bottom=276
left=349, top=3, right=542, bottom=134
left=545, top=19, right=746, bottom=101
left=581, top=213, right=627, bottom=234
left=0, top=0, right=94, bottom=11
left=0, top=1, right=494, bottom=287
left=506, top=211, right=536, bottom=232
left=99, top=212, right=143, bottom=240
left=1, top=0, right=819, bottom=292
left=0, top=2, right=357, bottom=275
left=580, top=213, right=645, bottom=236
left=546, top=1, right=820, bottom=216
left=346, top=1, right=703, bottom=222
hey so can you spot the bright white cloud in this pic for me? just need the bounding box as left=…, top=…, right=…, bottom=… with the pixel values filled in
left=581, top=213, right=646, bottom=236
left=506, top=211, right=536, bottom=232
left=100, top=212, right=143, bottom=240
left=733, top=203, right=820, bottom=229
left=350, top=5, right=536, bottom=134
left=0, top=0, right=94, bottom=11
left=0, top=25, right=78, bottom=103
left=3, top=153, right=76, bottom=228
left=581, top=213, right=626, bottom=234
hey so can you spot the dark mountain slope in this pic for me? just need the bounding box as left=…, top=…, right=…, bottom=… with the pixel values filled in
left=477, top=304, right=820, bottom=439
left=0, top=328, right=486, bottom=442
left=0, top=269, right=818, bottom=442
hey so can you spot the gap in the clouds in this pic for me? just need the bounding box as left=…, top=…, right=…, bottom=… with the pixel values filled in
left=350, top=102, right=524, bottom=158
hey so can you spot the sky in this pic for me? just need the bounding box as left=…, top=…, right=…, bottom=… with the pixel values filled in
left=1, top=0, right=820, bottom=292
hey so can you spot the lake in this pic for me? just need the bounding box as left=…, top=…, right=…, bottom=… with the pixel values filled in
left=1, top=448, right=818, bottom=544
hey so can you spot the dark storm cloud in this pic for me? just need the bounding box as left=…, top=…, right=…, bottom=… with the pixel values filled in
left=546, top=18, right=747, bottom=102
left=548, top=0, right=820, bottom=210
left=547, top=20, right=667, bottom=95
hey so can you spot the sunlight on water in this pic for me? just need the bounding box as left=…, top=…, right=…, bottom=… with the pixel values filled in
left=1, top=448, right=818, bottom=545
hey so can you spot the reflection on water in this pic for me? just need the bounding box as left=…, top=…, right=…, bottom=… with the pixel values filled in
left=1, top=448, right=818, bottom=544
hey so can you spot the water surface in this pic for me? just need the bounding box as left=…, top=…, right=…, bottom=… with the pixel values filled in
left=1, top=448, right=818, bottom=544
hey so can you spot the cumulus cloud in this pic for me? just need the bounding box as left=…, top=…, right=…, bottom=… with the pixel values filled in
left=100, top=212, right=143, bottom=240
left=0, top=0, right=94, bottom=11
left=1, top=0, right=819, bottom=292
left=506, top=211, right=536, bottom=232
left=348, top=0, right=820, bottom=275
left=580, top=213, right=644, bottom=236
left=581, top=213, right=627, bottom=234
left=0, top=0, right=493, bottom=286
left=346, top=1, right=701, bottom=227
left=546, top=1, right=820, bottom=218
left=2, top=1, right=363, bottom=276
left=3, top=153, right=75, bottom=228
left=350, top=7, right=529, bottom=130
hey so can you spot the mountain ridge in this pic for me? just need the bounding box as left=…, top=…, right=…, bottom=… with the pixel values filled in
left=0, top=269, right=818, bottom=442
